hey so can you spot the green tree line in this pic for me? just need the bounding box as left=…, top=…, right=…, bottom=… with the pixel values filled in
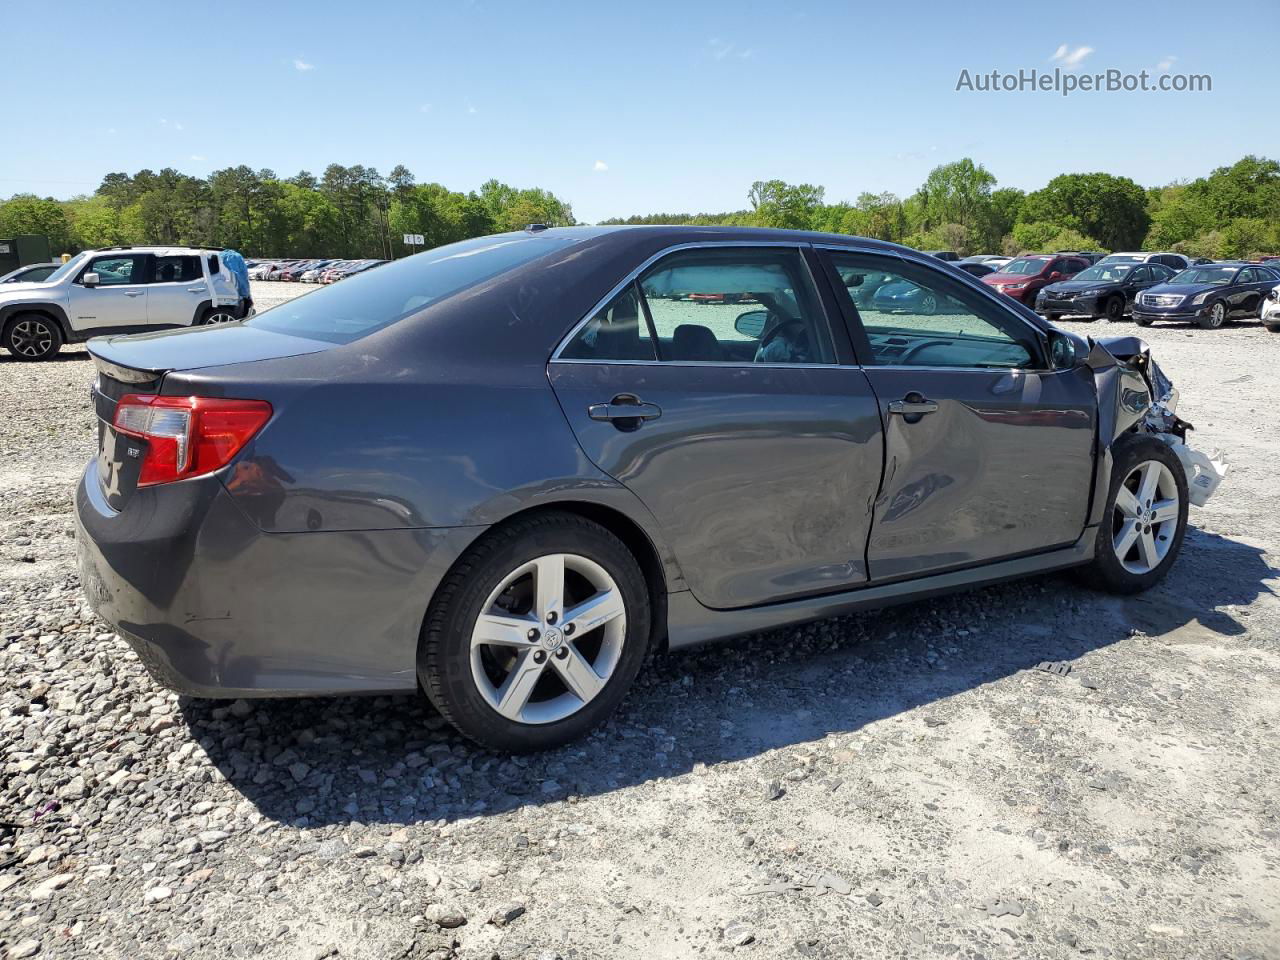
left=2, top=155, right=1278, bottom=260
left=603, top=155, right=1280, bottom=260
left=0, top=164, right=574, bottom=259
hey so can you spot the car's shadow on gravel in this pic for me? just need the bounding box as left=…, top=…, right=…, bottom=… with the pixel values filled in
left=183, top=528, right=1273, bottom=830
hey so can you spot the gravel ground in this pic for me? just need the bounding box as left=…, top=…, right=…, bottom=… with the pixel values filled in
left=1, top=285, right=1278, bottom=960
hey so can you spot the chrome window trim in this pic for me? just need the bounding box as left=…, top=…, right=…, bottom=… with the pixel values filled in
left=550, top=240, right=842, bottom=364
left=551, top=357, right=1043, bottom=374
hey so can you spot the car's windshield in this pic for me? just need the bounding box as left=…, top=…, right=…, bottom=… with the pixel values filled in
left=42, top=252, right=90, bottom=284
left=1168, top=266, right=1238, bottom=285
left=249, top=233, right=579, bottom=344
left=998, top=257, right=1049, bottom=276
left=1073, top=264, right=1133, bottom=283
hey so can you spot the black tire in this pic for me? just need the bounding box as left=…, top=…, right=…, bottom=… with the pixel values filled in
left=1045, top=312, right=1062, bottom=322
left=1104, top=296, right=1125, bottom=322
left=1197, top=300, right=1227, bottom=330
left=419, top=511, right=652, bottom=752
left=197, top=305, right=239, bottom=326
left=1265, top=321, right=1280, bottom=334
left=1078, top=435, right=1189, bottom=595
left=1133, top=314, right=1153, bottom=327
left=3, top=313, right=64, bottom=361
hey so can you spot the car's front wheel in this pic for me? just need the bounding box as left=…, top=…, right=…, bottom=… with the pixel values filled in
left=3, top=314, right=63, bottom=361
left=419, top=512, right=651, bottom=752
left=1198, top=301, right=1227, bottom=329
left=1104, top=295, right=1126, bottom=322
left=1080, top=435, right=1188, bottom=594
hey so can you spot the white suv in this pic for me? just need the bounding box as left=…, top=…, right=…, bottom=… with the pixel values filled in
left=0, top=246, right=244, bottom=361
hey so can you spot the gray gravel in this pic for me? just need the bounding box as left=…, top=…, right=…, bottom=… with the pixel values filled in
left=1, top=288, right=1278, bottom=959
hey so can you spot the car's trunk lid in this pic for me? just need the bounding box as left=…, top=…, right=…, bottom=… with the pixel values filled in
left=87, top=324, right=332, bottom=511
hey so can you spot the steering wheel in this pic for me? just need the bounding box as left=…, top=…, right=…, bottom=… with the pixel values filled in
left=895, top=338, right=954, bottom=365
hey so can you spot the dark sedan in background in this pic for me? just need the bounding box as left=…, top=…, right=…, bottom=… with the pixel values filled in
left=76, top=226, right=1216, bottom=752
left=982, top=253, right=1091, bottom=307
left=1036, top=261, right=1176, bottom=322
left=1132, top=262, right=1280, bottom=329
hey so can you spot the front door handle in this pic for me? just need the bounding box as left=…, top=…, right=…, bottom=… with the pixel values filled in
left=888, top=395, right=939, bottom=417
left=588, top=395, right=662, bottom=428
left=187, top=286, right=206, bottom=293
left=124, top=291, right=144, bottom=297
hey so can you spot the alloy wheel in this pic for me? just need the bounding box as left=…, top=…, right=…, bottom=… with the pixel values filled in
left=1210, top=302, right=1226, bottom=328
left=1112, top=459, right=1180, bottom=575
left=9, top=319, right=54, bottom=358
left=200, top=310, right=238, bottom=325
left=920, top=293, right=937, bottom=316
left=469, top=553, right=627, bottom=725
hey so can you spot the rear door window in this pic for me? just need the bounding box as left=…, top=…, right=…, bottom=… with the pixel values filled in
left=151, top=256, right=201, bottom=283
left=559, top=247, right=836, bottom=365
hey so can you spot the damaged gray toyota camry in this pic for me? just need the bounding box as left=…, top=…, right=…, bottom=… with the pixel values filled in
left=76, top=226, right=1227, bottom=752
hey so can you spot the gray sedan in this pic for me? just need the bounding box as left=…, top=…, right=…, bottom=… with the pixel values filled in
left=76, top=226, right=1219, bottom=751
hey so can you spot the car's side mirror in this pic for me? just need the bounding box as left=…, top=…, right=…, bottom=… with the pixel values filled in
left=734, top=310, right=769, bottom=339
left=1048, top=330, right=1081, bottom=370
left=81, top=272, right=100, bottom=287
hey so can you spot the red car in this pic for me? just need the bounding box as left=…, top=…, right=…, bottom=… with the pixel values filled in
left=981, top=253, right=1090, bottom=307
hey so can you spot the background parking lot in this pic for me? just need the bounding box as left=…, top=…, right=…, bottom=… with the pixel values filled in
left=1, top=288, right=1277, bottom=959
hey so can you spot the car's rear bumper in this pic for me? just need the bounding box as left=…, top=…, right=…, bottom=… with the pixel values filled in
left=75, top=461, right=484, bottom=697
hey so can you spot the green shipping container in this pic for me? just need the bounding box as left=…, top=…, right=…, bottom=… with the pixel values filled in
left=0, top=235, right=54, bottom=276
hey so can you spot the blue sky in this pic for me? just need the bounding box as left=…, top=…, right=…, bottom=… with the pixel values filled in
left=4, top=0, right=1273, bottom=223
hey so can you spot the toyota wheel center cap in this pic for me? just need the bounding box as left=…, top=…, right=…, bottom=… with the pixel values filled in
left=541, top=627, right=563, bottom=651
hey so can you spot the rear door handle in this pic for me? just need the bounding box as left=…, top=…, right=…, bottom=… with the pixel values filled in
left=187, top=286, right=206, bottom=293
left=124, top=291, right=144, bottom=297
left=588, top=396, right=662, bottom=424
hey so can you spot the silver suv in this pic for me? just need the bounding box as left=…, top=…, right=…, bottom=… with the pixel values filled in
left=0, top=246, right=244, bottom=360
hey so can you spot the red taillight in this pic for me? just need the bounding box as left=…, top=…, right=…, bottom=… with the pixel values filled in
left=112, top=395, right=272, bottom=487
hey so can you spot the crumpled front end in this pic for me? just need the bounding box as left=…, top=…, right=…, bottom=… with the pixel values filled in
left=1090, top=335, right=1227, bottom=506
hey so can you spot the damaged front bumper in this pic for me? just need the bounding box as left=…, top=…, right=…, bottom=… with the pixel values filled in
left=1089, top=334, right=1227, bottom=507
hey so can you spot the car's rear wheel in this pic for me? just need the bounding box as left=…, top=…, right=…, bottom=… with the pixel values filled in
left=419, top=512, right=651, bottom=752
left=1104, top=295, right=1125, bottom=322
left=1079, top=435, right=1188, bottom=594
left=1134, top=315, right=1153, bottom=327
left=1265, top=321, right=1280, bottom=334
left=1045, top=312, right=1062, bottom=322
left=197, top=306, right=239, bottom=326
left=3, top=314, right=63, bottom=361
left=1198, top=301, right=1227, bottom=329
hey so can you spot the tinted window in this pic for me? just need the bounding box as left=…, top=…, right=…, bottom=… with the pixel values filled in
left=561, top=285, right=655, bottom=361
left=1128, top=266, right=1151, bottom=282
left=561, top=248, right=835, bottom=365
left=1170, top=266, right=1237, bottom=285
left=828, top=252, right=1039, bottom=369
left=151, top=255, right=201, bottom=283
left=83, top=254, right=145, bottom=286
left=250, top=234, right=578, bottom=344
left=1074, top=263, right=1133, bottom=283
left=640, top=249, right=833, bottom=364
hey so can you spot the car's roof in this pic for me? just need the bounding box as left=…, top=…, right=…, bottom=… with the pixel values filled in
left=526, top=224, right=908, bottom=252
left=89, top=246, right=220, bottom=257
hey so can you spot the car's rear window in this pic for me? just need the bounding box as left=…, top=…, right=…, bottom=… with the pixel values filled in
left=249, top=234, right=577, bottom=344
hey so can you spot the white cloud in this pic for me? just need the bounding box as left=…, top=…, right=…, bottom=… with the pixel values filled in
left=737, top=48, right=754, bottom=60
left=174, top=122, right=184, bottom=131
left=294, top=58, right=314, bottom=72
left=466, top=101, right=477, bottom=115
left=593, top=160, right=608, bottom=172
left=190, top=154, right=207, bottom=162
left=1049, top=44, right=1094, bottom=70
left=1156, top=54, right=1177, bottom=72
left=419, top=103, right=433, bottom=113
left=106, top=127, right=117, bottom=135
left=709, top=38, right=734, bottom=60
